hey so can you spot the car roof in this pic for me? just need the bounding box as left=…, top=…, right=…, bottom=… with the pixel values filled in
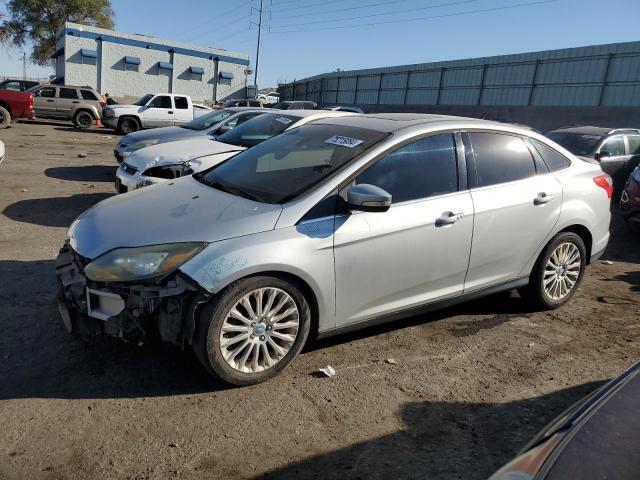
left=274, top=109, right=353, bottom=119
left=308, top=113, right=515, bottom=133
left=549, top=125, right=640, bottom=136
left=37, top=84, right=97, bottom=90
left=224, top=107, right=269, bottom=113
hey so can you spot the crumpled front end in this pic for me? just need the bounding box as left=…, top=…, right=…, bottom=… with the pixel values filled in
left=55, top=242, right=210, bottom=345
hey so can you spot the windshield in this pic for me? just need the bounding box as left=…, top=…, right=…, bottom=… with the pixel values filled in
left=182, top=109, right=232, bottom=130
left=215, top=113, right=301, bottom=148
left=195, top=124, right=389, bottom=203
left=134, top=94, right=154, bottom=106
left=546, top=132, right=602, bottom=156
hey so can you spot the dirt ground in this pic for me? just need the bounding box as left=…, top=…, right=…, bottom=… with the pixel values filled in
left=0, top=120, right=638, bottom=480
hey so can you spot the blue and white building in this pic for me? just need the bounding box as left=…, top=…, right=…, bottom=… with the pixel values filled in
left=53, top=22, right=251, bottom=102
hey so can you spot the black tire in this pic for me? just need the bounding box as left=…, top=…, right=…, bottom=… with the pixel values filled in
left=73, top=110, right=94, bottom=129
left=520, top=232, right=587, bottom=309
left=193, top=276, right=311, bottom=386
left=118, top=117, right=140, bottom=135
left=0, top=106, right=11, bottom=129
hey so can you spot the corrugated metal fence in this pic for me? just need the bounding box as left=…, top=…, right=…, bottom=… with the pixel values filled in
left=278, top=41, right=640, bottom=108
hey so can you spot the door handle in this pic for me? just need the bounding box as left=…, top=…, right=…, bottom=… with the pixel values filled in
left=168, top=111, right=174, bottom=114
left=72, top=101, right=80, bottom=103
left=534, top=192, right=554, bottom=205
left=47, top=99, right=54, bottom=102
left=436, top=212, right=464, bottom=227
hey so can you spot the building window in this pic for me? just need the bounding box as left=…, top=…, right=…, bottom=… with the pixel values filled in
left=219, top=71, right=233, bottom=86
left=189, top=66, right=204, bottom=81
left=80, top=48, right=97, bottom=66
left=124, top=56, right=140, bottom=72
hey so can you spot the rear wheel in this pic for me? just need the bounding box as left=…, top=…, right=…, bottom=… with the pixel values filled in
left=193, top=276, right=311, bottom=386
left=0, top=106, right=11, bottom=129
left=521, top=232, right=586, bottom=309
left=118, top=117, right=140, bottom=135
left=73, top=110, right=93, bottom=129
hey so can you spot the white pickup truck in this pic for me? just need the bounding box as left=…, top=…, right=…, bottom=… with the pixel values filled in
left=102, top=93, right=211, bottom=134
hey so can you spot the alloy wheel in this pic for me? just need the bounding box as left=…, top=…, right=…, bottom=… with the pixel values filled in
left=543, top=242, right=581, bottom=300
left=219, top=287, right=300, bottom=374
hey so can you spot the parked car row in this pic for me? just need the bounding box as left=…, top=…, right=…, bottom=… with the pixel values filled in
left=55, top=110, right=615, bottom=389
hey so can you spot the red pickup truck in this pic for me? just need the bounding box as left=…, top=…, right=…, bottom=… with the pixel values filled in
left=0, top=89, right=36, bottom=129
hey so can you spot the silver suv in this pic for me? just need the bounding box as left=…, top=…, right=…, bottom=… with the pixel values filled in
left=55, top=114, right=612, bottom=386
left=31, top=84, right=104, bottom=128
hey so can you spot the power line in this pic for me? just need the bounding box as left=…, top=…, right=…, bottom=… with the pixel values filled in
left=178, top=0, right=252, bottom=42
left=272, top=0, right=417, bottom=20
left=268, top=0, right=558, bottom=33
left=270, top=0, right=482, bottom=28
left=269, top=0, right=346, bottom=13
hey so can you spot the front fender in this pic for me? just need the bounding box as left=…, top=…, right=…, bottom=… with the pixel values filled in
left=179, top=221, right=337, bottom=332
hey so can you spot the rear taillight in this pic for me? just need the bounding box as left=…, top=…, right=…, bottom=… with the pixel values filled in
left=594, top=174, right=613, bottom=199
left=99, top=101, right=106, bottom=108
left=26, top=94, right=33, bottom=109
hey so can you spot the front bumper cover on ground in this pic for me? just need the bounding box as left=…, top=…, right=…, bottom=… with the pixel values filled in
left=55, top=243, right=209, bottom=345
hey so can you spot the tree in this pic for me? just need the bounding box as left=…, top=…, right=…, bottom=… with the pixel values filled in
left=0, top=0, right=114, bottom=66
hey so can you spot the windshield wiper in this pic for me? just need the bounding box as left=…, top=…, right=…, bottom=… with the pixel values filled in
left=205, top=179, right=265, bottom=202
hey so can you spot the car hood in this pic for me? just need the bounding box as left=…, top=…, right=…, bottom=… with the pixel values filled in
left=123, top=137, right=245, bottom=171
left=119, top=127, right=187, bottom=145
left=105, top=104, right=140, bottom=111
left=69, top=176, right=282, bottom=259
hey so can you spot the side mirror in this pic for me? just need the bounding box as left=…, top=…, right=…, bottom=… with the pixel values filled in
left=346, top=184, right=392, bottom=212
left=595, top=150, right=612, bottom=161
left=216, top=125, right=232, bottom=135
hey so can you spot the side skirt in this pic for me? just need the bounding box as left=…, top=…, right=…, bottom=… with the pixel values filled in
left=316, top=276, right=530, bottom=339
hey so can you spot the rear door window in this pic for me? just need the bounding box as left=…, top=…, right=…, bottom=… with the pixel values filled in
left=59, top=88, right=79, bottom=99
left=626, top=135, right=640, bottom=155
left=356, top=133, right=458, bottom=203
left=467, top=132, right=536, bottom=188
left=174, top=96, right=189, bottom=109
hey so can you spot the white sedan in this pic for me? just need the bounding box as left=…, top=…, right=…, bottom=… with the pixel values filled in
left=114, top=110, right=353, bottom=193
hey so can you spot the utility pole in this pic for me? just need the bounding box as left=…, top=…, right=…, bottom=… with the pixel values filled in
left=253, top=0, right=264, bottom=88
left=22, top=52, right=27, bottom=80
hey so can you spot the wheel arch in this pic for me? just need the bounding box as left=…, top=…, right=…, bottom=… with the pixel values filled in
left=190, top=266, right=323, bottom=341
left=0, top=101, right=12, bottom=116
left=73, top=108, right=97, bottom=121
left=558, top=224, right=593, bottom=264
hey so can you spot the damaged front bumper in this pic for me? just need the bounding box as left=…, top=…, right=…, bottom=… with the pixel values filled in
left=55, top=243, right=210, bottom=345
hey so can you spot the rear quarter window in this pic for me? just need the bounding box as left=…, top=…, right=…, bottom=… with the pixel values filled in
left=530, top=139, right=571, bottom=172
left=80, top=90, right=99, bottom=101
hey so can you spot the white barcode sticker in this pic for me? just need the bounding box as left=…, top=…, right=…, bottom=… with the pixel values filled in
left=324, top=135, right=364, bottom=148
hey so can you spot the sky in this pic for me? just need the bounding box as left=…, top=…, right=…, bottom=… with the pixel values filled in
left=1, top=0, right=640, bottom=88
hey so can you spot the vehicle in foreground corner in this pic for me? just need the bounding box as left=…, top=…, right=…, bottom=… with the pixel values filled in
left=620, top=166, right=640, bottom=225
left=114, top=110, right=350, bottom=193
left=56, top=114, right=611, bottom=386
left=113, top=107, right=266, bottom=163
left=490, top=361, right=640, bottom=480
left=0, top=139, right=5, bottom=164
left=546, top=126, right=640, bottom=199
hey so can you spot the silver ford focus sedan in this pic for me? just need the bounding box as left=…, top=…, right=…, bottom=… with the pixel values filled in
left=56, top=114, right=612, bottom=386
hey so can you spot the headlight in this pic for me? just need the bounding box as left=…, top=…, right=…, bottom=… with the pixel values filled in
left=129, top=138, right=159, bottom=152
left=143, top=163, right=194, bottom=179
left=85, top=243, right=206, bottom=282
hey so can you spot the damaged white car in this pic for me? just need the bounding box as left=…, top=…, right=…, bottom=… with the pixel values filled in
left=114, top=110, right=351, bottom=193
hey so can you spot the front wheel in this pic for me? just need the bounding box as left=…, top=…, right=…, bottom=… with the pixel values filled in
left=117, top=117, right=140, bottom=135
left=0, top=106, right=11, bottom=129
left=521, top=232, right=586, bottom=309
left=193, top=276, right=311, bottom=386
